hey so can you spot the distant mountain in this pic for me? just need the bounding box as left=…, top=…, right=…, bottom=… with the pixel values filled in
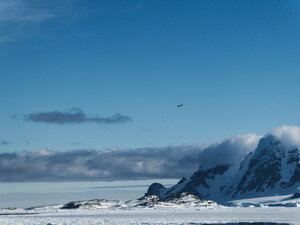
left=144, top=133, right=300, bottom=203
left=61, top=193, right=219, bottom=209
left=61, top=199, right=123, bottom=209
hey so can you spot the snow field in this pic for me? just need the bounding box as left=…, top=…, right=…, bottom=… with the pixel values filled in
left=0, top=207, right=299, bottom=225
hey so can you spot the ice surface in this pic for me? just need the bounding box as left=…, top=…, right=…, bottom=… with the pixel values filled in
left=227, top=193, right=300, bottom=207
left=0, top=193, right=300, bottom=225
left=0, top=207, right=299, bottom=225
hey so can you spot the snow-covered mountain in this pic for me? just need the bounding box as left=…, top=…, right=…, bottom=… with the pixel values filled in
left=60, top=193, right=219, bottom=209
left=144, top=126, right=300, bottom=203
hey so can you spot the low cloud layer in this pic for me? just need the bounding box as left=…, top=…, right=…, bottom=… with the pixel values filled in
left=0, top=147, right=198, bottom=182
left=0, top=134, right=261, bottom=182
left=2, top=126, right=299, bottom=182
left=23, top=108, right=132, bottom=125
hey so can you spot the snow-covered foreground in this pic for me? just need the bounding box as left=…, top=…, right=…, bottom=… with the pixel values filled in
left=0, top=207, right=299, bottom=225
left=226, top=193, right=300, bottom=207
left=1, top=193, right=299, bottom=225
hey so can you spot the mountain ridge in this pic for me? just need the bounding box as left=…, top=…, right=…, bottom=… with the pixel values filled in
left=144, top=132, right=300, bottom=203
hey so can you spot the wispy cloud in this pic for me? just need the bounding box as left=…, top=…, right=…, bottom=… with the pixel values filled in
left=0, top=134, right=260, bottom=182
left=0, top=0, right=56, bottom=23
left=22, top=108, right=132, bottom=125
left=0, top=0, right=82, bottom=42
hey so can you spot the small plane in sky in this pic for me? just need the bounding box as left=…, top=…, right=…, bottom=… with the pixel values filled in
left=177, top=104, right=183, bottom=107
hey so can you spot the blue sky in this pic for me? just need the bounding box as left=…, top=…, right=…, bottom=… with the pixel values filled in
left=1, top=0, right=300, bottom=153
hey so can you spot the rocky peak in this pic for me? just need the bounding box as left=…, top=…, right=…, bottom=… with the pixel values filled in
left=254, top=135, right=285, bottom=158
left=144, top=183, right=165, bottom=197
left=234, top=135, right=286, bottom=196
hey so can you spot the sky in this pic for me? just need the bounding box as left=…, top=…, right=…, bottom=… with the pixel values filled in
left=1, top=0, right=300, bottom=178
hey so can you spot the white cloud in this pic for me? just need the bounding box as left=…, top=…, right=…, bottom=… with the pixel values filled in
left=197, top=133, right=261, bottom=170
left=268, top=125, right=300, bottom=148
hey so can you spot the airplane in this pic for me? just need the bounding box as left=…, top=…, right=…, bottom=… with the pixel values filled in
left=177, top=104, right=183, bottom=107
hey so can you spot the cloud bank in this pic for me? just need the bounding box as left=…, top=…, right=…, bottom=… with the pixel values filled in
left=0, top=134, right=261, bottom=182
left=23, top=108, right=132, bottom=125
left=0, top=146, right=202, bottom=182
left=1, top=126, right=299, bottom=182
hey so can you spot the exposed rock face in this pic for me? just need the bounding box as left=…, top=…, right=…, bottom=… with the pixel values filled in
left=287, top=147, right=300, bottom=187
left=135, top=195, right=160, bottom=207
left=234, top=136, right=283, bottom=195
left=137, top=192, right=218, bottom=208
left=287, top=148, right=299, bottom=164
left=61, top=199, right=122, bottom=209
left=289, top=164, right=300, bottom=187
left=290, top=192, right=300, bottom=199
left=173, top=165, right=229, bottom=199
left=144, top=135, right=300, bottom=202
left=146, top=183, right=165, bottom=197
